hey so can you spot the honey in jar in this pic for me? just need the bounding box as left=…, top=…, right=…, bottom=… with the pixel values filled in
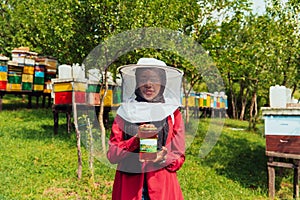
left=139, top=124, right=158, bottom=161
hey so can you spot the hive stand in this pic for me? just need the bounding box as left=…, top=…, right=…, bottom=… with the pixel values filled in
left=266, top=151, right=300, bottom=199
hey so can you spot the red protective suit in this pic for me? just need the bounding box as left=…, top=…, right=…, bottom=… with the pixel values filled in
left=107, top=108, right=185, bottom=200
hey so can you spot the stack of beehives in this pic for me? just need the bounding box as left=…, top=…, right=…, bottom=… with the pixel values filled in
left=10, top=47, right=38, bottom=92
left=44, top=57, right=58, bottom=93
left=23, top=51, right=38, bottom=91
left=32, top=57, right=45, bottom=92
left=0, top=55, right=9, bottom=91
left=52, top=64, right=86, bottom=105
left=34, top=57, right=58, bottom=93
left=9, top=47, right=58, bottom=93
left=7, top=60, right=22, bottom=91
left=86, top=69, right=117, bottom=107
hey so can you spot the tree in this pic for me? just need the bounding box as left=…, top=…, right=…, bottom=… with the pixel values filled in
left=207, top=0, right=299, bottom=126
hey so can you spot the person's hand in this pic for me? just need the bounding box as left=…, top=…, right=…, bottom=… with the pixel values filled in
left=152, top=146, right=168, bottom=164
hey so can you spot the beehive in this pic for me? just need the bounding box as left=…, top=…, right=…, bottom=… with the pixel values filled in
left=52, top=78, right=87, bottom=105
left=0, top=55, right=9, bottom=90
left=86, top=81, right=114, bottom=106
left=7, top=61, right=22, bottom=91
left=262, top=107, right=300, bottom=154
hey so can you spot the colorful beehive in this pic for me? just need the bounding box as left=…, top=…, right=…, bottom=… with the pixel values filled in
left=101, top=85, right=114, bottom=107
left=86, top=81, right=114, bottom=107
left=52, top=78, right=87, bottom=105
left=0, top=55, right=9, bottom=90
left=194, top=93, right=199, bottom=107
left=7, top=61, right=22, bottom=91
left=32, top=57, right=45, bottom=92
left=213, top=92, right=218, bottom=108
left=42, top=57, right=57, bottom=93
left=262, top=107, right=300, bottom=154
left=112, top=86, right=122, bottom=107
left=182, top=93, right=196, bottom=107
left=203, top=92, right=211, bottom=107
left=198, top=93, right=204, bottom=107
left=86, top=81, right=101, bottom=105
left=11, top=47, right=29, bottom=66
left=189, top=92, right=197, bottom=107
left=219, top=91, right=228, bottom=109
left=22, top=51, right=38, bottom=91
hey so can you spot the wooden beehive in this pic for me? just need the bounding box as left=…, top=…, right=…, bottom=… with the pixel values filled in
left=52, top=78, right=87, bottom=105
left=262, top=107, right=300, bottom=154
left=86, top=81, right=114, bottom=106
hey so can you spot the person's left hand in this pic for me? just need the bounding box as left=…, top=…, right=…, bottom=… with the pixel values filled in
left=152, top=146, right=168, bottom=164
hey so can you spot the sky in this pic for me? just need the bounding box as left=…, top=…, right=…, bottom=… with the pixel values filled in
left=251, top=0, right=267, bottom=14
left=251, top=0, right=289, bottom=14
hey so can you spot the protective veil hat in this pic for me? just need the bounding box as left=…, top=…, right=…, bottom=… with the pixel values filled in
left=117, top=58, right=183, bottom=123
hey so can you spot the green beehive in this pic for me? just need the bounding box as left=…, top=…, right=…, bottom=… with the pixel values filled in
left=87, top=84, right=101, bottom=93
left=22, top=82, right=32, bottom=91
left=34, top=77, right=44, bottom=84
left=113, top=87, right=122, bottom=105
left=8, top=75, right=22, bottom=84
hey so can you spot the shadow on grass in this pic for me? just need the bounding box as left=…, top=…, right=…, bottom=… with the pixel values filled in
left=199, top=134, right=286, bottom=194
left=0, top=106, right=74, bottom=143
left=1, top=93, right=52, bottom=111
left=2, top=105, right=112, bottom=150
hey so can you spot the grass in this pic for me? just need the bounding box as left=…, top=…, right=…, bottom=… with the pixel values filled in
left=0, top=94, right=296, bottom=199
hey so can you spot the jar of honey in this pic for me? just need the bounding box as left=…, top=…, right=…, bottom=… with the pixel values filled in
left=138, top=124, right=158, bottom=161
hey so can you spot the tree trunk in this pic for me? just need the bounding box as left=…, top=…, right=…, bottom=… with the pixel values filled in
left=87, top=117, right=95, bottom=184
left=249, top=80, right=258, bottom=130
left=231, top=92, right=237, bottom=119
left=240, top=96, right=247, bottom=120
left=228, top=72, right=237, bottom=119
left=249, top=92, right=256, bottom=130
left=239, top=84, right=248, bottom=121
left=253, top=92, right=258, bottom=130
left=185, top=94, right=189, bottom=124
left=72, top=101, right=82, bottom=180
left=98, top=72, right=108, bottom=154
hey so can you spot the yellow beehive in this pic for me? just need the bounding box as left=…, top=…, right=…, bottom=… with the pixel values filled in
left=73, top=82, right=86, bottom=92
left=6, top=83, right=21, bottom=91
left=22, top=74, right=33, bottom=83
left=33, top=84, right=44, bottom=91
left=101, top=89, right=113, bottom=107
left=0, top=72, right=7, bottom=81
left=199, top=93, right=204, bottom=107
left=53, top=82, right=72, bottom=92
left=23, top=66, right=35, bottom=75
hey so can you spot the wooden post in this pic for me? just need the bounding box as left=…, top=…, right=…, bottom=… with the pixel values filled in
left=53, top=107, right=59, bottom=135
left=66, top=112, right=72, bottom=134
left=36, top=95, right=39, bottom=107
left=72, top=98, right=82, bottom=180
left=28, top=95, right=32, bottom=108
left=268, top=156, right=275, bottom=199
left=294, top=160, right=300, bottom=199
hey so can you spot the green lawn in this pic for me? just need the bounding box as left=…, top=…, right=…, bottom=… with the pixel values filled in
left=0, top=95, right=296, bottom=199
